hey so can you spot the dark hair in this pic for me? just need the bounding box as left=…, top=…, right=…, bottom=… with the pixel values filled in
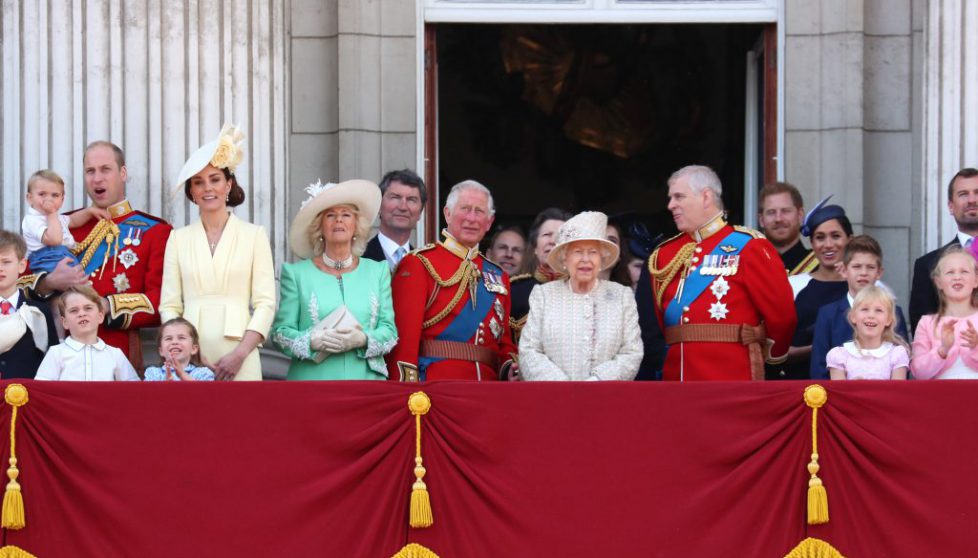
left=803, top=204, right=853, bottom=238
left=156, top=317, right=204, bottom=367
left=0, top=230, right=27, bottom=260
left=57, top=284, right=103, bottom=318
left=843, top=234, right=882, bottom=267
left=947, top=168, right=978, bottom=200
left=758, top=181, right=804, bottom=212
left=379, top=169, right=427, bottom=206
left=184, top=167, right=246, bottom=207
left=84, top=141, right=126, bottom=168
left=488, top=225, right=526, bottom=248
left=519, top=207, right=573, bottom=274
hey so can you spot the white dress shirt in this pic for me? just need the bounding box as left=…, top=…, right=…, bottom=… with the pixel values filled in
left=35, top=337, right=140, bottom=381
left=21, top=206, right=74, bottom=256
left=957, top=232, right=976, bottom=249
left=377, top=231, right=411, bottom=270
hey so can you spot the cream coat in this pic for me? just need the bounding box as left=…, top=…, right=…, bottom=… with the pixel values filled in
left=160, top=213, right=277, bottom=380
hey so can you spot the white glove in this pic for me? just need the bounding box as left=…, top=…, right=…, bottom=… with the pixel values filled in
left=310, top=328, right=331, bottom=352
left=321, top=326, right=367, bottom=354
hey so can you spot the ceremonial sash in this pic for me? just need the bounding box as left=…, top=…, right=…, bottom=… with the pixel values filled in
left=663, top=231, right=751, bottom=328
left=79, top=215, right=161, bottom=275
left=418, top=261, right=499, bottom=378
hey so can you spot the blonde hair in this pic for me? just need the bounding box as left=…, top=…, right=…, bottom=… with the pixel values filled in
left=930, top=246, right=978, bottom=335
left=27, top=169, right=65, bottom=193
left=847, top=285, right=907, bottom=352
left=308, top=203, right=372, bottom=257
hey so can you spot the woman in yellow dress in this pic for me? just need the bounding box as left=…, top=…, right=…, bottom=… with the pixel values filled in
left=160, top=124, right=277, bottom=380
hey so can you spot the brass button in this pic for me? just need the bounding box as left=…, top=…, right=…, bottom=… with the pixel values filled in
left=691, top=257, right=699, bottom=263
left=695, top=247, right=703, bottom=253
left=683, top=306, right=690, bottom=312
left=683, top=317, right=690, bottom=323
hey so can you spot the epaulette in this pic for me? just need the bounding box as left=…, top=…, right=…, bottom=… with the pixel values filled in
left=411, top=243, right=436, bottom=255
left=509, top=273, right=532, bottom=283
left=481, top=254, right=503, bottom=269
left=734, top=225, right=765, bottom=239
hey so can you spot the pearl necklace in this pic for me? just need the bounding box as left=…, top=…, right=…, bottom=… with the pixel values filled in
left=322, top=251, right=354, bottom=270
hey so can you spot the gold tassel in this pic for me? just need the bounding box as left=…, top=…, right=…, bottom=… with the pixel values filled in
left=803, top=385, right=829, bottom=525
left=0, top=545, right=38, bottom=558
left=407, top=392, right=433, bottom=528
left=391, top=543, right=441, bottom=558
left=783, top=537, right=845, bottom=558
left=2, top=385, right=29, bottom=530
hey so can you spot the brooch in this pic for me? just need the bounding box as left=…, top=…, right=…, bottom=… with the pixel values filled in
left=117, top=248, right=139, bottom=269
left=112, top=273, right=131, bottom=293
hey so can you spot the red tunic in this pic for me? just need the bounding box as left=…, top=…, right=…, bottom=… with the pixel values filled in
left=386, top=236, right=516, bottom=381
left=651, top=221, right=796, bottom=381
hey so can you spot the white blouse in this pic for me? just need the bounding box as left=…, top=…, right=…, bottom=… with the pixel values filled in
left=519, top=279, right=642, bottom=381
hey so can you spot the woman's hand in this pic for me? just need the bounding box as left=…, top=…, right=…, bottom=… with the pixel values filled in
left=213, top=349, right=247, bottom=381
left=960, top=321, right=978, bottom=350
left=321, top=327, right=366, bottom=354
left=940, top=319, right=958, bottom=358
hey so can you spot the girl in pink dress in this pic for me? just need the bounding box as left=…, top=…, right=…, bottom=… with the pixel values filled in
left=911, top=247, right=978, bottom=379
left=826, top=286, right=909, bottom=380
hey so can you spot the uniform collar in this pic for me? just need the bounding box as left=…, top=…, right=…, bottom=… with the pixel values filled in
left=440, top=230, right=479, bottom=260
left=64, top=336, right=107, bottom=351
left=690, top=212, right=727, bottom=242
left=108, top=199, right=134, bottom=219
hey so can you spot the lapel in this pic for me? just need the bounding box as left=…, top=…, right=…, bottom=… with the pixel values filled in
left=212, top=213, right=238, bottom=288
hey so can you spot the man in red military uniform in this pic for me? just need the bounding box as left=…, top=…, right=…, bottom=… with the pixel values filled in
left=387, top=180, right=516, bottom=381
left=21, top=141, right=172, bottom=368
left=649, top=165, right=796, bottom=381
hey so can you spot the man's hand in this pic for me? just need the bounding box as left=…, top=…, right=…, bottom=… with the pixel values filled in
left=36, top=257, right=87, bottom=295
left=88, top=207, right=112, bottom=221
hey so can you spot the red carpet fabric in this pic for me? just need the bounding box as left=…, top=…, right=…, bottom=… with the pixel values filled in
left=1, top=380, right=975, bottom=557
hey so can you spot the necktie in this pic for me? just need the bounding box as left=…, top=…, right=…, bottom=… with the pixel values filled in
left=393, top=246, right=407, bottom=268
left=0, top=301, right=12, bottom=315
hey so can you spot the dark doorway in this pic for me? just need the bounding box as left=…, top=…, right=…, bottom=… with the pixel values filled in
left=431, top=23, right=769, bottom=242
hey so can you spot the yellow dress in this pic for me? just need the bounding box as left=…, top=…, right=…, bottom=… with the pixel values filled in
left=160, top=213, right=277, bottom=380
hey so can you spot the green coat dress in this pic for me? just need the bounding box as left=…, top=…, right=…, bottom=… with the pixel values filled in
left=271, top=258, right=397, bottom=380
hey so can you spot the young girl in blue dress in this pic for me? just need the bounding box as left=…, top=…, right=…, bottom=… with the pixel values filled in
left=144, top=318, right=215, bottom=381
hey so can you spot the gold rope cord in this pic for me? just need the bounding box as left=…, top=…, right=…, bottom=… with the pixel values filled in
left=804, top=385, right=829, bottom=525
left=70, top=219, right=121, bottom=269
left=408, top=392, right=433, bottom=528
left=416, top=254, right=480, bottom=329
left=2, top=384, right=29, bottom=530
left=649, top=242, right=697, bottom=307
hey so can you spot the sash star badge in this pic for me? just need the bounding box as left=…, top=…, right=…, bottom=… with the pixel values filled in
left=112, top=272, right=131, bottom=293
left=709, top=301, right=729, bottom=321
left=117, top=248, right=139, bottom=269
left=710, top=276, right=730, bottom=300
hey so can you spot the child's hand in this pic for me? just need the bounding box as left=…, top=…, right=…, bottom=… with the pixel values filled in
left=940, top=319, right=958, bottom=357
left=39, top=197, right=60, bottom=215
left=961, top=321, right=978, bottom=349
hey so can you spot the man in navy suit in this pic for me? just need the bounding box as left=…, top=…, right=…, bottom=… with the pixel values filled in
left=909, top=168, right=978, bottom=333
left=811, top=235, right=909, bottom=379
left=363, top=169, right=426, bottom=270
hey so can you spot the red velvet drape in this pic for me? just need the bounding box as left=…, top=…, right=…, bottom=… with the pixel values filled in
left=0, top=380, right=975, bottom=557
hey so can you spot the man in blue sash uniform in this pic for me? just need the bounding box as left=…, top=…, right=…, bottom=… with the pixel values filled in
left=649, top=165, right=796, bottom=381
left=387, top=180, right=516, bottom=381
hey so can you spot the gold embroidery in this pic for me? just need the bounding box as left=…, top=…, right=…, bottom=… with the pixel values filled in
left=416, top=253, right=480, bottom=329
left=107, top=293, right=154, bottom=321
left=71, top=219, right=121, bottom=270
left=648, top=242, right=697, bottom=308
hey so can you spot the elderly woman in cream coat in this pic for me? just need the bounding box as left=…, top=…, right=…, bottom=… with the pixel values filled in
left=160, top=125, right=277, bottom=381
left=519, top=211, right=642, bottom=381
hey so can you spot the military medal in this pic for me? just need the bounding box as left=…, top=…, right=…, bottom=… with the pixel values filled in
left=710, top=276, right=730, bottom=300
left=494, top=298, right=505, bottom=322
left=709, top=301, right=729, bottom=321
left=123, top=228, right=133, bottom=246
left=112, top=272, right=131, bottom=293
left=131, top=228, right=143, bottom=246
left=488, top=317, right=502, bottom=341
left=118, top=248, right=139, bottom=269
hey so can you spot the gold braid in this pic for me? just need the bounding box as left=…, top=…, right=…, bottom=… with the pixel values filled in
left=415, top=253, right=481, bottom=329
left=648, top=242, right=697, bottom=307
left=70, top=219, right=122, bottom=269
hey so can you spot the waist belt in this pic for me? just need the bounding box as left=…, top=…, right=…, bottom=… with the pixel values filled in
left=421, top=339, right=498, bottom=369
left=664, top=323, right=767, bottom=381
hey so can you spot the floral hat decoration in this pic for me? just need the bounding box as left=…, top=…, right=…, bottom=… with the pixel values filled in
left=288, top=179, right=382, bottom=259
left=546, top=211, right=620, bottom=272
left=173, top=123, right=246, bottom=194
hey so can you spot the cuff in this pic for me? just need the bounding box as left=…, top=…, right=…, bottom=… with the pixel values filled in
left=764, top=337, right=789, bottom=365
left=106, top=293, right=155, bottom=329
left=397, top=361, right=420, bottom=382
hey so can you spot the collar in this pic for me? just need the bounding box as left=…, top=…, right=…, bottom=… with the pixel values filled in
left=108, top=199, right=134, bottom=219
left=957, top=232, right=975, bottom=248
left=377, top=231, right=410, bottom=256
left=534, top=264, right=564, bottom=283
left=440, top=230, right=479, bottom=260
left=691, top=212, right=727, bottom=242
left=64, top=336, right=107, bottom=351
left=847, top=292, right=855, bottom=307
left=843, top=341, right=894, bottom=358
left=26, top=207, right=44, bottom=217
left=0, top=290, right=20, bottom=308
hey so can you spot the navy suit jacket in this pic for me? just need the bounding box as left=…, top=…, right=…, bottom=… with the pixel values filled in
left=810, top=296, right=910, bottom=379
left=362, top=235, right=411, bottom=268
left=0, top=290, right=59, bottom=379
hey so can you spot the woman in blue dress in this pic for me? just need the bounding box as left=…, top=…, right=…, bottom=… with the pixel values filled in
left=271, top=180, right=397, bottom=380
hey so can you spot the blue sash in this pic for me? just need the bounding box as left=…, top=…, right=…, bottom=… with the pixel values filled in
left=663, top=231, right=751, bottom=327
left=418, top=260, right=500, bottom=379
left=79, top=214, right=162, bottom=275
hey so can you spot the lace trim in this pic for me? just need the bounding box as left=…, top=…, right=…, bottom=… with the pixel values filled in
left=274, top=330, right=313, bottom=361
left=369, top=292, right=379, bottom=329
left=308, top=292, right=320, bottom=323
left=365, top=334, right=398, bottom=375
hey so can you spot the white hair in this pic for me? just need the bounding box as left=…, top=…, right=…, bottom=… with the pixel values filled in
left=669, top=165, right=724, bottom=211
left=444, top=179, right=496, bottom=216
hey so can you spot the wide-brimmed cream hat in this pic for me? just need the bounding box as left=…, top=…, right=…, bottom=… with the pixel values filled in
left=288, top=179, right=381, bottom=259
left=546, top=211, right=620, bottom=272
left=172, top=123, right=245, bottom=194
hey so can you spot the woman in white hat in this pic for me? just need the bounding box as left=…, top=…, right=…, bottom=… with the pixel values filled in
left=270, top=180, right=397, bottom=380
left=519, top=211, right=643, bottom=381
left=160, top=124, right=277, bottom=381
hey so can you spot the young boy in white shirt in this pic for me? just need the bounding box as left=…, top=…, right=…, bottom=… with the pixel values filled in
left=35, top=284, right=139, bottom=381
